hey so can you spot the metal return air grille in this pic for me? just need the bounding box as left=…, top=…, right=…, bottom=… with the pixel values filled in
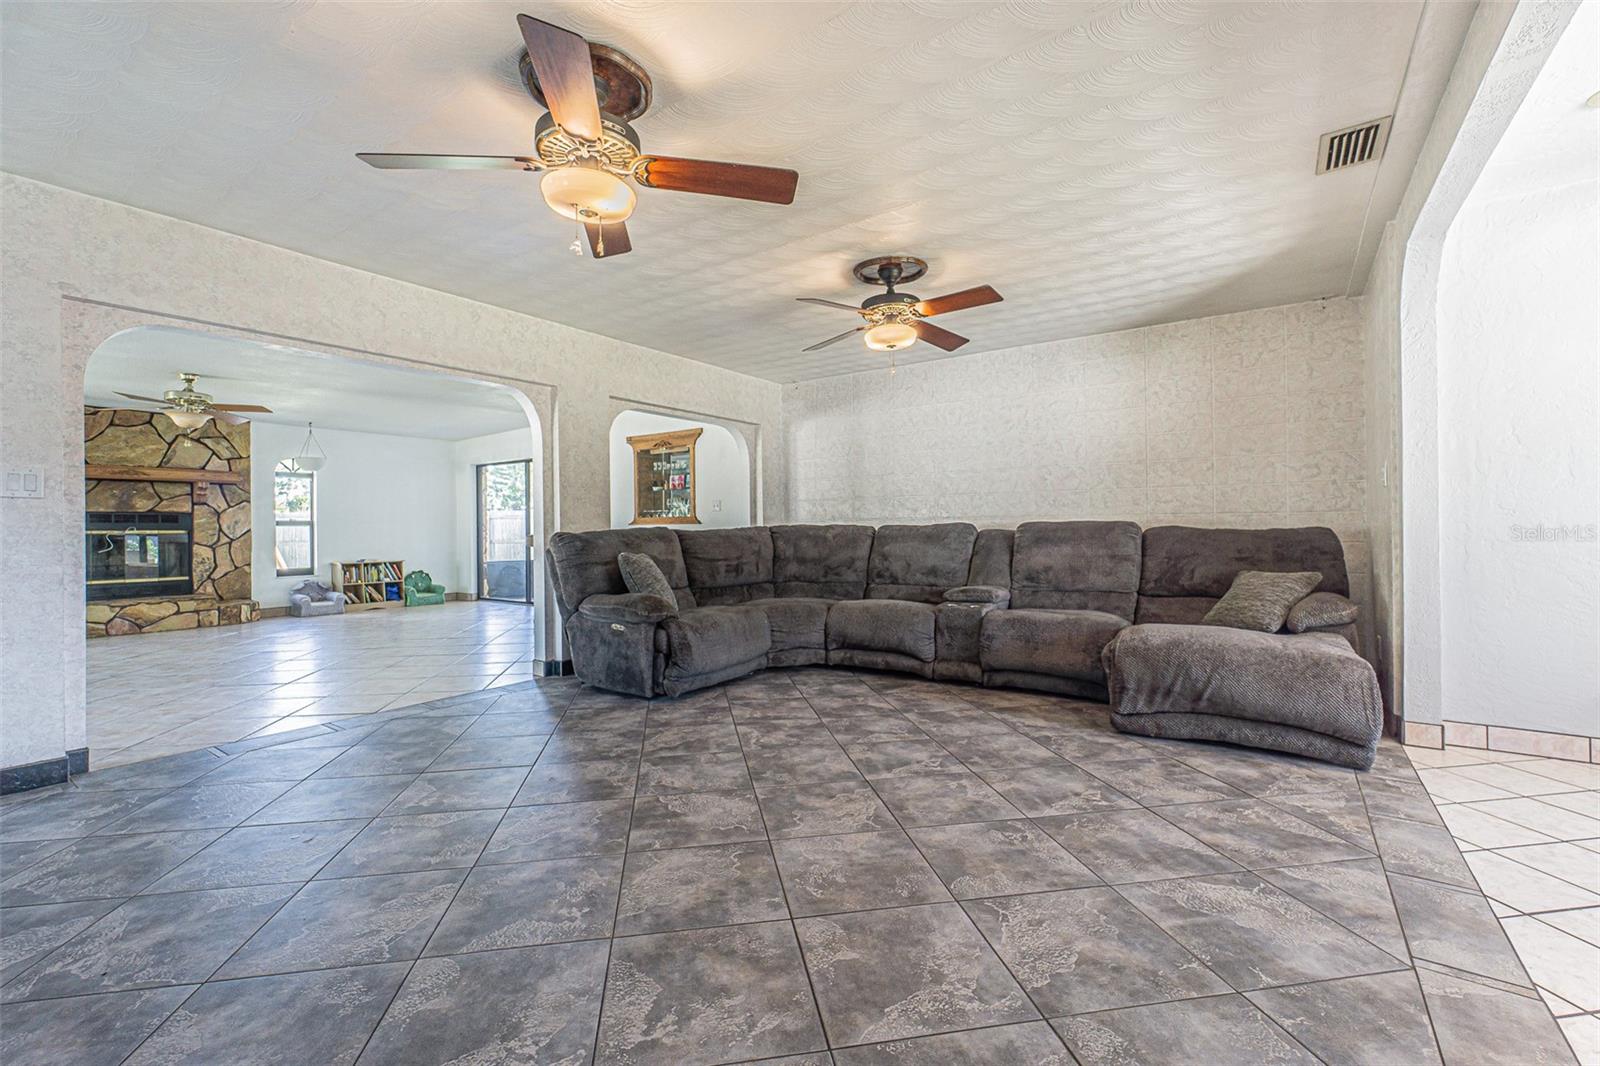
left=1316, top=116, right=1392, bottom=174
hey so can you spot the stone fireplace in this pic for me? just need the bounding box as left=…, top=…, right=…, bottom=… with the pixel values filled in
left=84, top=407, right=259, bottom=637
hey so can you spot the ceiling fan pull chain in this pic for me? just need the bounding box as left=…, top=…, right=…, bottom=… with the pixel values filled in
left=569, top=205, right=584, bottom=256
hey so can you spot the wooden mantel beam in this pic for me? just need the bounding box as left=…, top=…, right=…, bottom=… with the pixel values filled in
left=85, top=464, right=245, bottom=486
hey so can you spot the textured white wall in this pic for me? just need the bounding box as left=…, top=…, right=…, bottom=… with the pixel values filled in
left=1436, top=180, right=1599, bottom=737
left=609, top=411, right=751, bottom=529
left=0, top=175, right=783, bottom=772
left=784, top=299, right=1372, bottom=634
left=1357, top=0, right=1578, bottom=733
left=1363, top=224, right=1404, bottom=717
left=249, top=423, right=459, bottom=610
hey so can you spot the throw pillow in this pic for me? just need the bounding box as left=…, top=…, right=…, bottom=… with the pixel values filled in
left=618, top=552, right=678, bottom=613
left=1286, top=591, right=1359, bottom=633
left=1202, top=570, right=1323, bottom=632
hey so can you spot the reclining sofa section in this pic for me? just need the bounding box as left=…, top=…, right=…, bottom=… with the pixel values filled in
left=547, top=521, right=1382, bottom=768
left=1108, top=526, right=1381, bottom=769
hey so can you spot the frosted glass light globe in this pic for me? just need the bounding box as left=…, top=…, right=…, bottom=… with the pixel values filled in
left=164, top=409, right=211, bottom=431
left=864, top=321, right=918, bottom=351
left=541, top=165, right=636, bottom=223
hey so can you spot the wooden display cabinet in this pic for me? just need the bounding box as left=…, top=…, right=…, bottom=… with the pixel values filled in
left=628, top=427, right=701, bottom=525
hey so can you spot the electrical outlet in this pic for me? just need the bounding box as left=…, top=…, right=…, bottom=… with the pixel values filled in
left=712, top=499, right=722, bottom=512
left=2, top=470, right=44, bottom=498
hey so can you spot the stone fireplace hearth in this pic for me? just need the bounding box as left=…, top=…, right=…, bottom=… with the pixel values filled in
left=84, top=407, right=259, bottom=637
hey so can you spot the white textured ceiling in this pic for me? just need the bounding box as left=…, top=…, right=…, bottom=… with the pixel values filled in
left=85, top=327, right=530, bottom=440
left=4, top=1, right=1449, bottom=381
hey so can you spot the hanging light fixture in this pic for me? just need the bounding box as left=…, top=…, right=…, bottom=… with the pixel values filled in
left=163, top=409, right=212, bottom=432
left=291, top=422, right=327, bottom=472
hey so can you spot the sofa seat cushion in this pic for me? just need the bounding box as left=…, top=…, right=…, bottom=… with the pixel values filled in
left=660, top=606, right=772, bottom=681
left=980, top=608, right=1129, bottom=683
left=1104, top=624, right=1381, bottom=749
left=827, top=599, right=937, bottom=661
left=742, top=597, right=831, bottom=652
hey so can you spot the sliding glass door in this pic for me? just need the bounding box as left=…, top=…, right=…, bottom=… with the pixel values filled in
left=477, top=461, right=533, bottom=603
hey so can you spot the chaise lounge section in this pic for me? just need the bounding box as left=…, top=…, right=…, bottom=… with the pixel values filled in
left=1105, top=526, right=1382, bottom=769
left=547, top=519, right=1384, bottom=767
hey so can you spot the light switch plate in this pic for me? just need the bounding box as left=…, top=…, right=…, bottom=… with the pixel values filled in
left=2, top=469, right=45, bottom=498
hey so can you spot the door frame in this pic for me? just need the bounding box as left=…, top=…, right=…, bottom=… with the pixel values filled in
left=475, top=459, right=535, bottom=604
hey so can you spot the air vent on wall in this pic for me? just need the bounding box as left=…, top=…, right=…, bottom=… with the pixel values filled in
left=1316, top=116, right=1392, bottom=174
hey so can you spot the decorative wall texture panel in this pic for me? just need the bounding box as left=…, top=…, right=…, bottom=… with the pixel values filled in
left=784, top=298, right=1371, bottom=643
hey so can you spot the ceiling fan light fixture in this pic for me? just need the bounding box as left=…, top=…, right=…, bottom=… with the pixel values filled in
left=864, top=321, right=918, bottom=352
left=164, top=409, right=212, bottom=432
left=540, top=164, right=635, bottom=223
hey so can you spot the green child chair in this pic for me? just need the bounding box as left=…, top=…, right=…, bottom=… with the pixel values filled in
left=403, top=570, right=447, bottom=606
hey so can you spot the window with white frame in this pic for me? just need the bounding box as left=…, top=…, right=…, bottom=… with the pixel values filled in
left=273, top=460, right=315, bottom=576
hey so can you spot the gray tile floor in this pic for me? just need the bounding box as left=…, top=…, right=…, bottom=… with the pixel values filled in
left=2, top=669, right=1586, bottom=1065
left=86, top=602, right=542, bottom=767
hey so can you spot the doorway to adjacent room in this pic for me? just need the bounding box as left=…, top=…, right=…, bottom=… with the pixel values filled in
left=477, top=459, right=536, bottom=604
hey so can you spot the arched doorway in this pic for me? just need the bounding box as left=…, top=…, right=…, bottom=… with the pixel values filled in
left=75, top=315, right=551, bottom=764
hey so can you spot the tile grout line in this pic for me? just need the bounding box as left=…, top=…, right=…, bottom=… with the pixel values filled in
left=736, top=680, right=833, bottom=1056
left=351, top=682, right=576, bottom=1065
left=586, top=688, right=643, bottom=1065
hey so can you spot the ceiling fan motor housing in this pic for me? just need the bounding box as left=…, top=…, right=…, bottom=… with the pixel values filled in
left=534, top=112, right=641, bottom=173
left=862, top=292, right=918, bottom=312
left=163, top=372, right=213, bottom=410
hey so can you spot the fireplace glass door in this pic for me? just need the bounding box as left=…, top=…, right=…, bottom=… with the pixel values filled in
left=86, top=511, right=194, bottom=601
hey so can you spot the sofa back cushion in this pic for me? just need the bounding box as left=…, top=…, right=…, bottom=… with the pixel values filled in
left=677, top=527, right=775, bottom=605
left=1136, top=525, right=1348, bottom=624
left=547, top=527, right=696, bottom=616
left=866, top=523, right=977, bottom=603
left=967, top=528, right=1014, bottom=589
left=1009, top=521, right=1143, bottom=618
left=770, top=524, right=875, bottom=600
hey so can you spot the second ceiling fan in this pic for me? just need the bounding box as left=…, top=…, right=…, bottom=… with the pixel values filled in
left=358, top=15, right=800, bottom=258
left=799, top=256, right=1003, bottom=356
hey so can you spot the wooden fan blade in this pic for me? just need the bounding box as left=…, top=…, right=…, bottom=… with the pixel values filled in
left=634, top=156, right=798, bottom=204
left=797, top=298, right=866, bottom=313
left=115, top=392, right=170, bottom=404
left=584, top=221, right=632, bottom=258
left=913, top=320, right=969, bottom=351
left=913, top=285, right=1003, bottom=318
left=803, top=327, right=866, bottom=352
left=517, top=14, right=602, bottom=142
left=357, top=153, right=542, bottom=171
left=209, top=404, right=273, bottom=413
left=210, top=411, right=247, bottom=426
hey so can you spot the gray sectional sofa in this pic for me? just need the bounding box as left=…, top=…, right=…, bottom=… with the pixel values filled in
left=547, top=521, right=1384, bottom=768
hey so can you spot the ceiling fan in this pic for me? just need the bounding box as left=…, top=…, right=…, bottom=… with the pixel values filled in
left=798, top=256, right=1004, bottom=358
left=115, top=372, right=272, bottom=431
left=357, top=14, right=800, bottom=259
